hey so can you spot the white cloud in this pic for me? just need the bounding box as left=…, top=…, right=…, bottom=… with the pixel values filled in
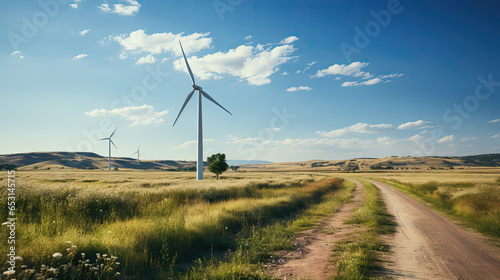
left=408, top=134, right=424, bottom=142
left=437, top=135, right=455, bottom=144
left=314, top=61, right=403, bottom=87
left=301, top=61, right=317, bottom=73
left=341, top=81, right=358, bottom=87
left=488, top=119, right=500, bottom=123
left=316, top=123, right=395, bottom=137
left=173, top=39, right=298, bottom=86
left=244, top=35, right=252, bottom=40
left=286, top=86, right=312, bottom=92
left=491, top=134, right=500, bottom=139
left=459, top=137, right=477, bottom=142
left=279, top=36, right=299, bottom=45
left=85, top=104, right=169, bottom=126
left=174, top=139, right=216, bottom=149
left=73, top=53, right=88, bottom=60
left=98, top=0, right=141, bottom=16
left=397, top=120, right=431, bottom=130
left=136, top=54, right=156, bottom=64
left=362, top=78, right=383, bottom=85
left=342, top=77, right=384, bottom=87
left=10, top=51, right=24, bottom=59
left=114, top=29, right=212, bottom=57
left=281, top=72, right=289, bottom=76
left=314, top=62, right=369, bottom=78
left=79, top=29, right=90, bottom=36
left=70, top=3, right=78, bottom=8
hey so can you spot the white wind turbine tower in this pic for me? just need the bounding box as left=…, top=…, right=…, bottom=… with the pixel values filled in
left=98, top=127, right=118, bottom=171
left=173, top=40, right=232, bottom=180
left=132, top=146, right=141, bottom=164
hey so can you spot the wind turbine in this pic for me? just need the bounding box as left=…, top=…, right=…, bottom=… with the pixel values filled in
left=98, top=127, right=117, bottom=171
left=132, top=146, right=141, bottom=164
left=173, top=40, right=232, bottom=180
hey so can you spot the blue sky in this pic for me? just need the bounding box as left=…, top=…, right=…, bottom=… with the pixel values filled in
left=1, top=0, right=499, bottom=162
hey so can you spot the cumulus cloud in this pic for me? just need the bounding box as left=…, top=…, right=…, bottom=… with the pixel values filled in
left=98, top=0, right=141, bottom=16
left=397, top=120, right=431, bottom=130
left=313, top=62, right=371, bottom=78
left=73, top=53, right=88, bottom=60
left=244, top=35, right=252, bottom=40
left=85, top=104, right=169, bottom=126
left=79, top=29, right=90, bottom=36
left=407, top=134, right=424, bottom=142
left=279, top=36, right=299, bottom=45
left=316, top=123, right=395, bottom=137
left=491, top=134, right=500, bottom=139
left=286, top=86, right=312, bottom=92
left=70, top=3, right=78, bottom=8
left=114, top=29, right=212, bottom=57
left=281, top=72, right=289, bottom=76
left=437, top=135, right=455, bottom=144
left=317, top=120, right=430, bottom=137
left=172, top=39, right=298, bottom=86
left=136, top=54, right=156, bottom=64
left=488, top=119, right=500, bottom=123
left=313, top=61, right=403, bottom=87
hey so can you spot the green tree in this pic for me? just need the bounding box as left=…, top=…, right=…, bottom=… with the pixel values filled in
left=207, top=153, right=228, bottom=180
left=230, top=165, right=240, bottom=172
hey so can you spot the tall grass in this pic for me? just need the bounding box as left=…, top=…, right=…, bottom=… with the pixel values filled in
left=382, top=179, right=500, bottom=238
left=181, top=178, right=353, bottom=279
left=0, top=171, right=337, bottom=278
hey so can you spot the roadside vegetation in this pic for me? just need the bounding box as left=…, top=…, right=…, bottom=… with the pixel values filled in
left=0, top=171, right=355, bottom=279
left=381, top=177, right=500, bottom=238
left=182, top=178, right=355, bottom=279
left=332, top=181, right=394, bottom=280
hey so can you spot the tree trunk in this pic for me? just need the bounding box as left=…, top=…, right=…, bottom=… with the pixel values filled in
left=216, top=174, right=219, bottom=180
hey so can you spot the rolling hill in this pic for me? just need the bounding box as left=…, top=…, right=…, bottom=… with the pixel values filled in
left=0, top=152, right=196, bottom=171
left=240, top=154, right=500, bottom=172
left=0, top=152, right=498, bottom=171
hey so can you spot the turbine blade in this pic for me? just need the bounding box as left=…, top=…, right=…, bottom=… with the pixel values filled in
left=179, top=40, right=196, bottom=85
left=110, top=139, right=117, bottom=150
left=201, top=90, right=232, bottom=115
left=173, top=89, right=195, bottom=126
left=98, top=138, right=109, bottom=141
left=110, top=127, right=118, bottom=138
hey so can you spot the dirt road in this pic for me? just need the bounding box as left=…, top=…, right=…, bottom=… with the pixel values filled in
left=368, top=179, right=500, bottom=280
left=267, top=179, right=365, bottom=279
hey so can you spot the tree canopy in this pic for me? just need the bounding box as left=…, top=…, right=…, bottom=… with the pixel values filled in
left=207, top=153, right=229, bottom=180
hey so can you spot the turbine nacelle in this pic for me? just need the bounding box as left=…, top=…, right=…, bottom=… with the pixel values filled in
left=193, top=84, right=203, bottom=90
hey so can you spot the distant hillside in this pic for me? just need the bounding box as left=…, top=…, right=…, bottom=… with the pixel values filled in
left=0, top=152, right=197, bottom=171
left=241, top=154, right=500, bottom=172
left=227, top=160, right=272, bottom=166
left=0, top=152, right=498, bottom=171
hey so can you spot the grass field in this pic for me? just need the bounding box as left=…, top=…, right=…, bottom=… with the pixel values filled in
left=1, top=168, right=498, bottom=279
left=0, top=170, right=346, bottom=279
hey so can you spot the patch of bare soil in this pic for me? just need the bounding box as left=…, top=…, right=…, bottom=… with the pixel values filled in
left=266, top=179, right=365, bottom=280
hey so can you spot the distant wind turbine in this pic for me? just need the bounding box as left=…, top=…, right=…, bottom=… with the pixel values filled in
left=98, top=127, right=118, bottom=171
left=132, top=145, right=141, bottom=164
left=173, top=40, right=232, bottom=180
